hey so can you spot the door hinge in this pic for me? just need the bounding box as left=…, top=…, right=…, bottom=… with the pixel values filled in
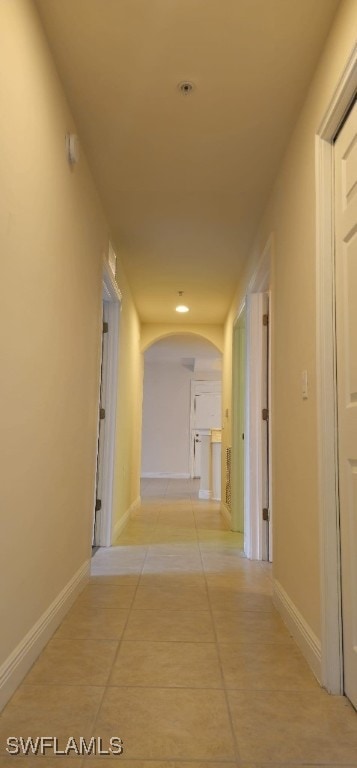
left=262, top=508, right=270, bottom=522
left=103, top=321, right=109, bottom=334
left=262, top=408, right=269, bottom=421
left=99, top=407, right=106, bottom=420
left=263, top=314, right=269, bottom=326
left=95, top=499, right=102, bottom=512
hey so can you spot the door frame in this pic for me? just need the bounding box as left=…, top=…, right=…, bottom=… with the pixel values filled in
left=234, top=236, right=272, bottom=560
left=316, top=44, right=356, bottom=694
left=96, top=258, right=121, bottom=547
left=231, top=304, right=246, bottom=532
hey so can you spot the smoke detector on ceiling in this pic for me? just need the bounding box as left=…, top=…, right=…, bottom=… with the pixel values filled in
left=178, top=81, right=195, bottom=95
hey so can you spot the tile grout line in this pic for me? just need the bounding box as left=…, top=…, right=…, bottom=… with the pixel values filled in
left=4, top=481, right=357, bottom=766
left=195, top=496, right=242, bottom=767
left=88, top=517, right=153, bottom=743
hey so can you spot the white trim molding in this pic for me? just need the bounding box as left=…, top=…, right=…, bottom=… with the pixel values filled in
left=103, top=256, right=122, bottom=302
left=141, top=473, right=191, bottom=479
left=231, top=305, right=246, bottom=534
left=242, top=235, right=272, bottom=560
left=244, top=292, right=265, bottom=559
left=95, top=260, right=121, bottom=548
left=274, top=579, right=322, bottom=683
left=198, top=489, right=213, bottom=500
left=0, top=561, right=89, bottom=712
left=315, top=43, right=356, bottom=695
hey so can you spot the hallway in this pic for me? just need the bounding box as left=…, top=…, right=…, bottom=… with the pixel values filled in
left=1, top=480, right=357, bottom=764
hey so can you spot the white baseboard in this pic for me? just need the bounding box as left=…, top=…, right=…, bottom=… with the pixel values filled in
left=112, top=496, right=141, bottom=542
left=0, top=560, right=89, bottom=712
left=220, top=502, right=232, bottom=527
left=141, top=473, right=190, bottom=479
left=273, top=578, right=322, bottom=683
left=198, top=489, right=213, bottom=500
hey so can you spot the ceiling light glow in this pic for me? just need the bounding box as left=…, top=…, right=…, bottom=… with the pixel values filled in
left=176, top=290, right=189, bottom=313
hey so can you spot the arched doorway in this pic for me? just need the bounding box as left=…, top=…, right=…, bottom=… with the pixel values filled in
left=141, top=334, right=222, bottom=500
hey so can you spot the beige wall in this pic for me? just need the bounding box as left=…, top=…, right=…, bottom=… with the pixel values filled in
left=0, top=0, right=142, bottom=697
left=112, top=259, right=143, bottom=536
left=223, top=0, right=356, bottom=640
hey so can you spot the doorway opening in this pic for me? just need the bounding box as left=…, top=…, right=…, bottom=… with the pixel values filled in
left=140, top=334, right=222, bottom=501
left=231, top=237, right=272, bottom=560
left=92, top=260, right=121, bottom=547
left=190, top=379, right=222, bottom=500
left=231, top=306, right=246, bottom=533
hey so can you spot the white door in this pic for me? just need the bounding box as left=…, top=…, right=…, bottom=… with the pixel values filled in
left=93, top=301, right=109, bottom=546
left=245, top=291, right=270, bottom=560
left=334, top=99, right=357, bottom=709
left=261, top=293, right=270, bottom=561
left=194, top=392, right=221, bottom=428
left=190, top=382, right=222, bottom=478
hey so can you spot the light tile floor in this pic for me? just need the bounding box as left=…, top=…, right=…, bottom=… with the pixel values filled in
left=1, top=478, right=357, bottom=766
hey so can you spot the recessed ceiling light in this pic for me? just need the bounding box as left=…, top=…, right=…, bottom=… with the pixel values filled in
left=175, top=290, right=190, bottom=313
left=178, top=81, right=195, bottom=95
